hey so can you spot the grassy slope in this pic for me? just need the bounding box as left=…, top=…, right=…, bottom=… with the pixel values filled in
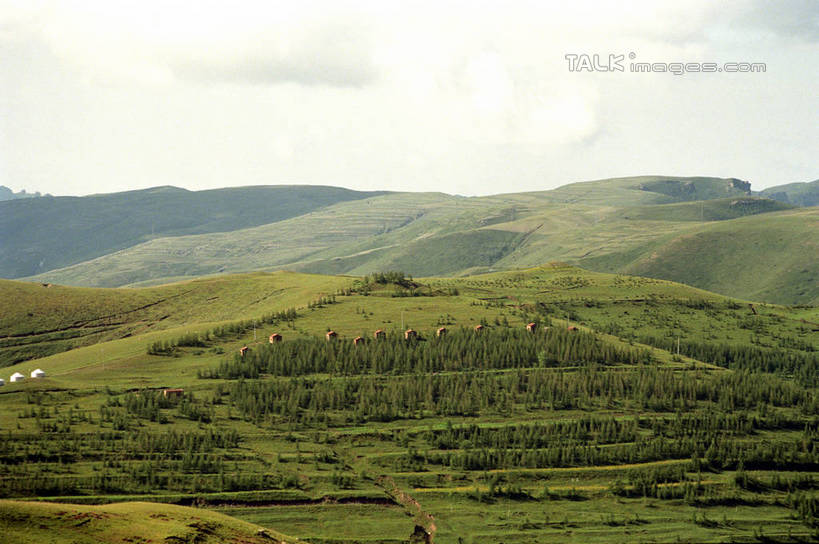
left=3, top=264, right=813, bottom=387
left=0, top=500, right=296, bottom=544
left=527, top=175, right=752, bottom=206
left=760, top=179, right=819, bottom=207
left=0, top=184, right=385, bottom=278
left=19, top=176, right=816, bottom=306
left=0, top=271, right=351, bottom=368
left=615, top=208, right=819, bottom=305
left=0, top=267, right=817, bottom=543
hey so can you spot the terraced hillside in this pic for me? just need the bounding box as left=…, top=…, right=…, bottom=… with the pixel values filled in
left=18, top=176, right=817, bottom=306
left=1, top=266, right=817, bottom=543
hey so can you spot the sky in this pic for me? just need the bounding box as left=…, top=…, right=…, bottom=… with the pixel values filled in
left=0, top=0, right=817, bottom=197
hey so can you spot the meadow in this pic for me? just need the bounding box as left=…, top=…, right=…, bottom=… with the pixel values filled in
left=0, top=265, right=817, bottom=543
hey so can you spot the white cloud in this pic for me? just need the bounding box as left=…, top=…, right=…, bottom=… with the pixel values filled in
left=0, top=0, right=816, bottom=196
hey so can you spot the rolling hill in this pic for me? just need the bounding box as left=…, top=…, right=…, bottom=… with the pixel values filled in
left=0, top=500, right=297, bottom=544
left=5, top=175, right=817, bottom=305
left=0, top=271, right=348, bottom=368
left=0, top=266, right=817, bottom=543
left=0, top=185, right=385, bottom=278
left=760, top=178, right=819, bottom=207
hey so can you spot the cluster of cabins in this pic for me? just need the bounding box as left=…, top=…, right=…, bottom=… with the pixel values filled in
left=237, top=322, right=579, bottom=356
left=0, top=368, right=46, bottom=386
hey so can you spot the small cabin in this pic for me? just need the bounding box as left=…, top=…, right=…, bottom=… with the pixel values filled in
left=163, top=388, right=184, bottom=399
left=326, top=330, right=338, bottom=341
left=474, top=324, right=484, bottom=332
left=526, top=322, right=537, bottom=332
left=373, top=329, right=386, bottom=340
left=436, top=327, right=447, bottom=337
left=567, top=325, right=579, bottom=332
left=404, top=329, right=417, bottom=340
left=353, top=336, right=364, bottom=346
left=269, top=333, right=282, bottom=343
left=9, top=372, right=24, bottom=383
left=239, top=346, right=249, bottom=357
left=30, top=369, right=45, bottom=379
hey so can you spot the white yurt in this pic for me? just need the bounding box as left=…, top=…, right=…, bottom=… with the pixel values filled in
left=0, top=378, right=5, bottom=386
left=10, top=372, right=25, bottom=383
left=31, top=369, right=46, bottom=378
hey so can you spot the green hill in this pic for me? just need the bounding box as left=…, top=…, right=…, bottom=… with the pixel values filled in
left=612, top=208, right=819, bottom=305
left=0, top=271, right=348, bottom=367
left=13, top=175, right=818, bottom=305
left=0, top=267, right=817, bottom=543
left=530, top=175, right=752, bottom=206
left=0, top=185, right=385, bottom=278
left=0, top=500, right=296, bottom=544
left=760, top=179, right=819, bottom=207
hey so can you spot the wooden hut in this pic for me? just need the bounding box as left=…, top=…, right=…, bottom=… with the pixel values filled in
left=239, top=346, right=249, bottom=357
left=373, top=329, right=386, bottom=340
left=436, top=327, right=447, bottom=337
left=353, top=336, right=364, bottom=346
left=326, top=330, right=338, bottom=341
left=268, top=333, right=282, bottom=343
left=567, top=325, right=579, bottom=332
left=404, top=329, right=417, bottom=340
left=474, top=324, right=484, bottom=333
left=526, top=322, right=537, bottom=332
left=163, top=388, right=184, bottom=399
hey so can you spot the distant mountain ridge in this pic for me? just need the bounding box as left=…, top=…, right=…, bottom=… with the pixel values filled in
left=759, top=179, right=819, bottom=207
left=0, top=185, right=386, bottom=278
left=4, top=175, right=818, bottom=305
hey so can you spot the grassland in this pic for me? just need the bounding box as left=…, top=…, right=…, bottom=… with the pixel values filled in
left=0, top=265, right=817, bottom=543
left=0, top=500, right=297, bottom=543
left=0, top=271, right=349, bottom=368
left=0, top=184, right=384, bottom=279
left=19, top=176, right=816, bottom=307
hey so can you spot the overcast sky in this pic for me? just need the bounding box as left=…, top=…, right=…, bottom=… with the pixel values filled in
left=1, top=1, right=817, bottom=197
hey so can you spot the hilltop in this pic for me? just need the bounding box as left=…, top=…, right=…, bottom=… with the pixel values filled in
left=0, top=185, right=45, bottom=201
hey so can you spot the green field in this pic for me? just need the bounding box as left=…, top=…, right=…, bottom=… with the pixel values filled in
left=0, top=265, right=817, bottom=543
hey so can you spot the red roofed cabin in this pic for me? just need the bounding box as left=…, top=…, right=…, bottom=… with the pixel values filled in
left=404, top=329, right=417, bottom=340
left=326, top=330, right=338, bottom=341
left=239, top=346, right=249, bottom=357
left=436, top=327, right=447, bottom=337
left=526, top=322, right=537, bottom=332
left=269, top=333, right=282, bottom=343
left=474, top=324, right=484, bottom=333
left=373, top=329, right=386, bottom=340
left=353, top=336, right=364, bottom=346
left=163, top=388, right=184, bottom=399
